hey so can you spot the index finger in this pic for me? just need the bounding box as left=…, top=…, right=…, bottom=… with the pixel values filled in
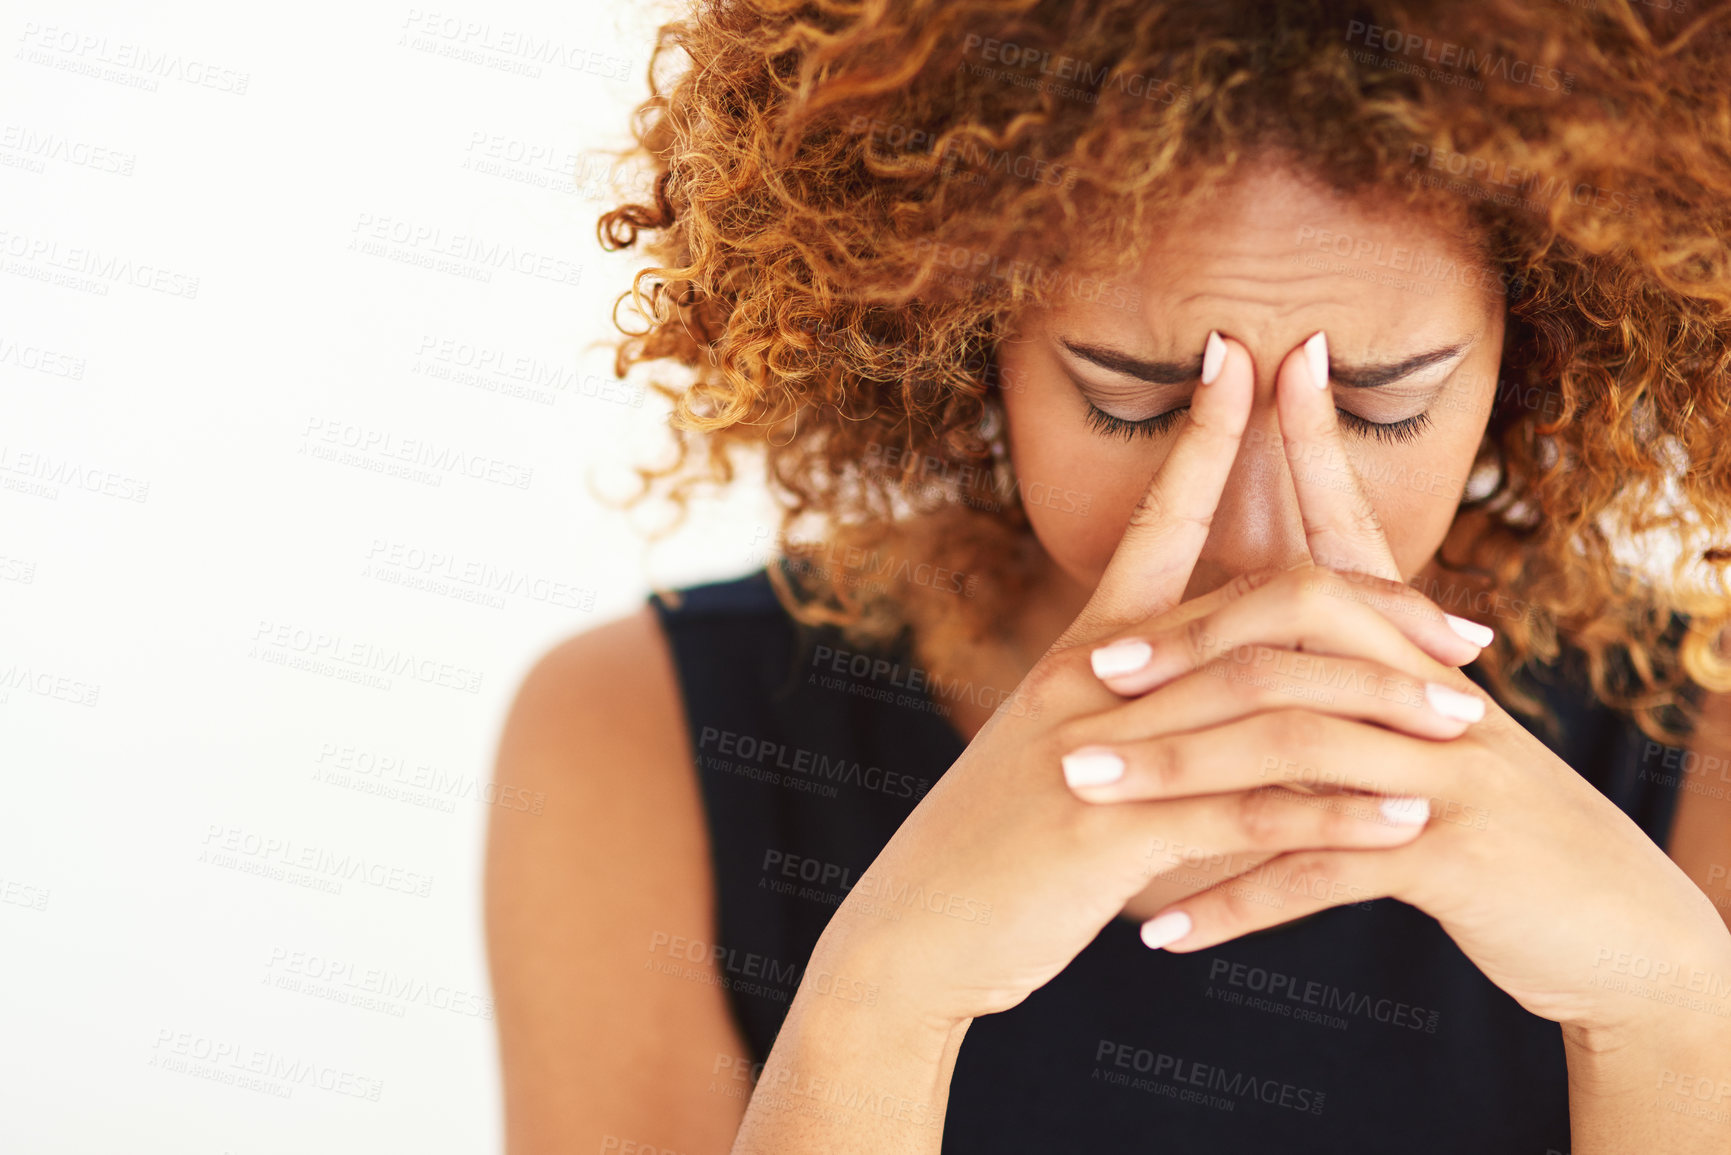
left=1275, top=331, right=1405, bottom=582
left=1069, top=331, right=1255, bottom=637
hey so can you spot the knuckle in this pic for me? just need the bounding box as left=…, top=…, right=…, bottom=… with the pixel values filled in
left=1217, top=873, right=1273, bottom=923
left=1128, top=484, right=1184, bottom=529
left=1183, top=614, right=1216, bottom=663
left=1024, top=644, right=1087, bottom=704
left=1234, top=788, right=1290, bottom=847
left=1143, top=735, right=1184, bottom=794
left=1208, top=653, right=1269, bottom=705
left=1280, top=851, right=1342, bottom=896
left=1315, top=792, right=1369, bottom=841
left=1348, top=492, right=1387, bottom=538
left=1382, top=666, right=1428, bottom=712
left=1049, top=712, right=1098, bottom=756
left=1270, top=708, right=1329, bottom=758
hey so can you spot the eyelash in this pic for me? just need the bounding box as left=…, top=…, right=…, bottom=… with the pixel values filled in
left=1083, top=403, right=1434, bottom=445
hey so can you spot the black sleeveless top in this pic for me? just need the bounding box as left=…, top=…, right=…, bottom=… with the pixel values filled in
left=647, top=565, right=1693, bottom=1153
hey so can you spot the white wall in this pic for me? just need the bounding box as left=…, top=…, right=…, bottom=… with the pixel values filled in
left=0, top=1, right=775, bottom=1150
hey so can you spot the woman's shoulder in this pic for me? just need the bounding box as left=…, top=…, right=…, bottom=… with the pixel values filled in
left=499, top=566, right=785, bottom=773
left=487, top=598, right=700, bottom=883
left=504, top=600, right=685, bottom=753
left=483, top=594, right=752, bottom=1150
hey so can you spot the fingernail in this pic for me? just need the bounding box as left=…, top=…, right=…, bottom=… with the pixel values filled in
left=1091, top=639, right=1152, bottom=679
left=1304, top=330, right=1329, bottom=391
left=1444, top=613, right=1494, bottom=647
left=1063, top=747, right=1125, bottom=788
left=1379, top=795, right=1431, bottom=826
left=1425, top=682, right=1485, bottom=723
left=1201, top=330, right=1226, bottom=385
left=1140, top=910, right=1192, bottom=950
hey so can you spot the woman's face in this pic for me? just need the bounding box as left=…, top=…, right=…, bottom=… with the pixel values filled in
left=997, top=166, right=1505, bottom=603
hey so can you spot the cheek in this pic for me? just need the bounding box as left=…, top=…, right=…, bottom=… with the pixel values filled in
left=1344, top=436, right=1483, bottom=578
left=1005, top=414, right=1162, bottom=586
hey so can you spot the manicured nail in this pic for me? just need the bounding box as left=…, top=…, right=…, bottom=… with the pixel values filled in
left=1201, top=330, right=1226, bottom=385
left=1304, top=331, right=1329, bottom=390
left=1425, top=682, right=1485, bottom=723
left=1140, top=910, right=1192, bottom=950
left=1379, top=795, right=1432, bottom=826
left=1091, top=639, right=1152, bottom=679
left=1444, top=613, right=1494, bottom=647
left=1062, top=747, right=1125, bottom=788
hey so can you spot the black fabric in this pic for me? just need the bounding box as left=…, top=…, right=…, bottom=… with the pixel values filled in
left=646, top=565, right=1693, bottom=1153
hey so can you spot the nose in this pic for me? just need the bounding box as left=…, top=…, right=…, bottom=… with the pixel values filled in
left=1180, top=355, right=1312, bottom=600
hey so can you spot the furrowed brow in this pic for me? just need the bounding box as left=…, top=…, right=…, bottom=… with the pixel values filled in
left=1060, top=337, right=1472, bottom=389
left=1328, top=343, right=1471, bottom=389
left=1058, top=339, right=1199, bottom=384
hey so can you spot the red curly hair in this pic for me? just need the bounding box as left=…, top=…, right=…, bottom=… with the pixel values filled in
left=597, top=0, right=1731, bottom=745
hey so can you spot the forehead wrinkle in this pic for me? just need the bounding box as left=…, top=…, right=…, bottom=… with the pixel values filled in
left=1156, top=263, right=1346, bottom=302
left=1165, top=285, right=1359, bottom=317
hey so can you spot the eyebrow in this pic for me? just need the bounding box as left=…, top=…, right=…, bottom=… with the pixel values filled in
left=1058, top=338, right=1472, bottom=389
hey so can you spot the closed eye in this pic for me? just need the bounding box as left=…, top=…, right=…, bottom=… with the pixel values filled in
left=1083, top=402, right=1433, bottom=444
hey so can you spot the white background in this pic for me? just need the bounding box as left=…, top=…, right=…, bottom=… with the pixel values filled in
left=0, top=2, right=775, bottom=1150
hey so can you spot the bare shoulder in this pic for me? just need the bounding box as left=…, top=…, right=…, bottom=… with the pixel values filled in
left=1666, top=689, right=1731, bottom=933
left=484, top=602, right=750, bottom=1154
left=495, top=604, right=688, bottom=776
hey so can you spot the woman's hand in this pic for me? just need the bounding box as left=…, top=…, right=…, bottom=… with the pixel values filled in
left=1115, top=640, right=1731, bottom=1024
left=806, top=332, right=1485, bottom=1034
left=1089, top=333, right=1731, bottom=1047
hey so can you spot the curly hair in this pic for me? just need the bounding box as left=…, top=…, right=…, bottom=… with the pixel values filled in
left=597, top=0, right=1731, bottom=746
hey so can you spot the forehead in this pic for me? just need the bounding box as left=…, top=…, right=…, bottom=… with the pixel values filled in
left=1052, top=166, right=1498, bottom=352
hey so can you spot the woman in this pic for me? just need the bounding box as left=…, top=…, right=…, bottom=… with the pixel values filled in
left=486, top=1, right=1731, bottom=1151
